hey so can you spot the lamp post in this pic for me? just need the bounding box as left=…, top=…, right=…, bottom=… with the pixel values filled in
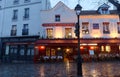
left=74, top=4, right=83, bottom=77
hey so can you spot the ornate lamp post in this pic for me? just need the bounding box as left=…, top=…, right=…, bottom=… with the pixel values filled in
left=74, top=4, right=83, bottom=77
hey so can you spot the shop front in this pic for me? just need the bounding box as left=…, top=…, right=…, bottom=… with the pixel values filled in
left=34, top=38, right=120, bottom=63
left=1, top=35, right=39, bottom=63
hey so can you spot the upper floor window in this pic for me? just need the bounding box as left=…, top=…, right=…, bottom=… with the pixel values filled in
left=24, top=0, right=30, bottom=3
left=23, top=8, right=29, bottom=19
left=103, top=22, right=110, bottom=34
left=65, top=28, right=72, bottom=38
left=46, top=28, right=53, bottom=39
left=55, top=15, right=60, bottom=22
left=11, top=25, right=17, bottom=36
left=13, top=0, right=19, bottom=4
left=82, top=22, right=89, bottom=34
left=117, top=22, right=120, bottom=34
left=101, top=8, right=108, bottom=14
left=12, top=9, right=18, bottom=21
left=22, top=24, right=29, bottom=35
left=93, top=23, right=99, bottom=29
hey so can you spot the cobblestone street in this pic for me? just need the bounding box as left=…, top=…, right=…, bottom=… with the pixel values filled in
left=0, top=61, right=120, bottom=77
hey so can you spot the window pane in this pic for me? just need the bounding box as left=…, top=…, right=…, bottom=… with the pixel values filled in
left=65, top=28, right=72, bottom=38
left=103, top=22, right=110, bottom=34
left=46, top=28, right=53, bottom=38
left=82, top=23, right=89, bottom=34
left=106, top=46, right=111, bottom=52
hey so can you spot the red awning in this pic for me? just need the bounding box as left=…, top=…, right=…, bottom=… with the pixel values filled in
left=35, top=38, right=120, bottom=46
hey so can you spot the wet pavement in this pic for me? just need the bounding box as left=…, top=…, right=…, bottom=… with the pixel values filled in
left=0, top=61, right=120, bottom=77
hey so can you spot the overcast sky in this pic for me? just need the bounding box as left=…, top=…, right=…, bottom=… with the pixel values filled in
left=50, top=0, right=120, bottom=10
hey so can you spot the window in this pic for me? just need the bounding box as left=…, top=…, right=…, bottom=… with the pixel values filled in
left=24, top=0, right=30, bottom=3
left=93, top=23, right=99, bottom=29
left=119, top=45, right=120, bottom=51
left=46, top=28, right=53, bottom=38
left=101, top=46, right=104, bottom=52
left=103, top=22, right=110, bottom=34
left=55, top=15, right=60, bottom=22
left=117, top=22, right=120, bottom=34
left=12, top=9, right=18, bottom=20
left=23, top=8, right=29, bottom=19
left=82, top=22, right=89, bottom=34
left=22, top=24, right=29, bottom=35
left=11, top=25, right=17, bottom=36
left=101, top=8, right=108, bottom=14
left=105, top=45, right=111, bottom=52
left=65, top=28, right=72, bottom=38
left=13, top=0, right=19, bottom=4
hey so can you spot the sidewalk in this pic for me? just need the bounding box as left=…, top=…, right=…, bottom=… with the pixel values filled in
left=0, top=61, right=120, bottom=77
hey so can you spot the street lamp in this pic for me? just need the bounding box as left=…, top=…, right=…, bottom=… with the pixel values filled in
left=74, top=4, right=83, bottom=77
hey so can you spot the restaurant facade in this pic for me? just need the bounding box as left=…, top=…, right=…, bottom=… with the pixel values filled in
left=34, top=2, right=120, bottom=62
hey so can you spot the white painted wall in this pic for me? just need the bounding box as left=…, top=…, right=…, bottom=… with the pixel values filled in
left=0, top=0, right=51, bottom=37
left=40, top=1, right=120, bottom=39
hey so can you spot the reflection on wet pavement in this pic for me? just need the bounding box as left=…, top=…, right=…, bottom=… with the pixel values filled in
left=0, top=61, right=120, bottom=77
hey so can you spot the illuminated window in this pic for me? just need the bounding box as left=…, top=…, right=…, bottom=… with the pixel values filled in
left=103, top=22, right=110, bottom=34
left=51, top=49, right=56, bottom=56
left=46, top=48, right=50, bottom=56
left=46, top=28, right=53, bottom=38
left=82, top=22, right=89, bottom=34
left=101, top=46, right=104, bottom=52
left=105, top=45, right=111, bottom=52
left=117, top=22, right=120, bottom=34
left=65, top=28, right=72, bottom=38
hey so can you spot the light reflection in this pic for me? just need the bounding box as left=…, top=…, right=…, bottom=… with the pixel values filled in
left=66, top=61, right=70, bottom=74
left=39, top=65, right=45, bottom=77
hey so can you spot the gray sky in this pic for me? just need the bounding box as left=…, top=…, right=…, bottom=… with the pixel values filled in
left=50, top=0, right=119, bottom=10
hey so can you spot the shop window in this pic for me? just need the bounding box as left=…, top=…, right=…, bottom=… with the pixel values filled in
left=46, top=48, right=50, bottom=56
left=103, top=22, right=110, bottom=34
left=12, top=9, right=18, bottom=21
left=31, top=49, right=34, bottom=56
left=65, top=28, right=72, bottom=38
left=117, top=22, right=120, bottom=34
left=105, top=45, right=111, bottom=52
left=51, top=49, right=56, bottom=56
left=82, top=22, right=89, bottom=34
left=27, top=49, right=31, bottom=55
left=11, top=25, right=17, bottom=36
left=22, top=24, right=29, bottom=35
left=101, top=46, right=104, bottom=52
left=5, top=45, right=9, bottom=55
left=20, top=49, right=24, bottom=55
left=46, top=28, right=53, bottom=39
left=55, top=15, right=60, bottom=22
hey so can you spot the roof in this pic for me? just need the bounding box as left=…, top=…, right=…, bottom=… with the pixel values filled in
left=80, top=10, right=118, bottom=15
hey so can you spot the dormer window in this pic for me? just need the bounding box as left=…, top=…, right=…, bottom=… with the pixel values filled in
left=98, top=3, right=110, bottom=14
left=102, top=8, right=108, bottom=14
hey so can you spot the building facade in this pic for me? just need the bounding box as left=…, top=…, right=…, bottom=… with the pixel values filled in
left=0, top=0, right=51, bottom=62
left=34, top=2, right=120, bottom=62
